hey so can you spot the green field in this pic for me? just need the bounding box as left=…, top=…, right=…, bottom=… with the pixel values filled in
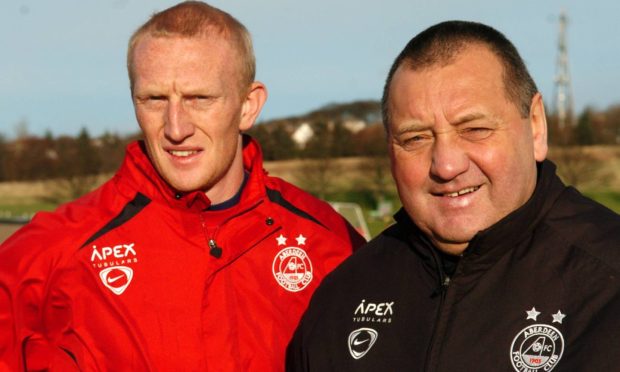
left=583, top=190, right=620, bottom=213
left=359, top=190, right=620, bottom=238
left=0, top=202, right=56, bottom=216
left=0, top=191, right=618, bottom=240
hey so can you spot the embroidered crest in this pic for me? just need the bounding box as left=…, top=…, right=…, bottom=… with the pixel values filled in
left=272, top=234, right=313, bottom=292
left=510, top=307, right=565, bottom=371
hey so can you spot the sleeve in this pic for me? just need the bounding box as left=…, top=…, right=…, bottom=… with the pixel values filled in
left=339, top=218, right=367, bottom=251
left=0, top=224, right=80, bottom=372
left=285, top=312, right=310, bottom=372
left=285, top=272, right=336, bottom=372
left=0, top=225, right=37, bottom=372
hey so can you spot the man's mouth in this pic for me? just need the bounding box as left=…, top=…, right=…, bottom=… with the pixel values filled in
left=443, top=186, right=480, bottom=198
left=168, top=150, right=200, bottom=157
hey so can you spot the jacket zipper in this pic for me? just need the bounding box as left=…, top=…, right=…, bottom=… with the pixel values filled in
left=200, top=198, right=264, bottom=258
left=424, top=248, right=457, bottom=372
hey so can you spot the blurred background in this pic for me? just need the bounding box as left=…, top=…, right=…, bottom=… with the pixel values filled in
left=1, top=0, right=619, bottom=241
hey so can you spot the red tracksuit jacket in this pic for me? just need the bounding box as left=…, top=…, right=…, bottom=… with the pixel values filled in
left=0, top=136, right=364, bottom=371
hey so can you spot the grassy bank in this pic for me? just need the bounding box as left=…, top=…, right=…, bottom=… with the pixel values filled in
left=0, top=146, right=618, bottom=239
left=583, top=190, right=620, bottom=213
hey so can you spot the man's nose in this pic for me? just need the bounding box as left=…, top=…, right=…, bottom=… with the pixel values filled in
left=429, top=135, right=469, bottom=181
left=164, top=100, right=195, bottom=143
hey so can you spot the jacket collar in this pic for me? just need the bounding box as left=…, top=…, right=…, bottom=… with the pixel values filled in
left=465, top=160, right=566, bottom=259
left=396, top=160, right=567, bottom=274
left=114, top=134, right=268, bottom=213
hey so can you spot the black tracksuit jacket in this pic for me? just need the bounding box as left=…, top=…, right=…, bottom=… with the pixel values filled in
left=287, top=160, right=620, bottom=371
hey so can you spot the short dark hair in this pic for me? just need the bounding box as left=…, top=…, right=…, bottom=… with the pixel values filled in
left=381, top=20, right=538, bottom=130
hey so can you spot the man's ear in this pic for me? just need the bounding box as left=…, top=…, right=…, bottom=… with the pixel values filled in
left=239, top=82, right=268, bottom=132
left=529, top=93, right=548, bottom=162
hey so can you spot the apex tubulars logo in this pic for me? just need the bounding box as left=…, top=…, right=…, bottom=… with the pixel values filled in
left=348, top=328, right=378, bottom=360
left=510, top=307, right=566, bottom=372
left=353, top=299, right=394, bottom=323
left=272, top=233, right=313, bottom=292
left=91, top=242, right=139, bottom=295
left=90, top=243, right=138, bottom=268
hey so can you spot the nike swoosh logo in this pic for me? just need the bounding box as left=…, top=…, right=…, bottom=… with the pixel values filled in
left=353, top=338, right=370, bottom=346
left=107, top=274, right=125, bottom=283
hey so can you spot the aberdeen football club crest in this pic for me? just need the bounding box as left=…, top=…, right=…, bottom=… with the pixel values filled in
left=510, top=307, right=566, bottom=371
left=272, top=233, right=313, bottom=292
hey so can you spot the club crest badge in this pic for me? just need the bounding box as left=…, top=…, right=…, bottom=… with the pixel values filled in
left=510, top=307, right=566, bottom=371
left=272, top=233, right=313, bottom=292
left=99, top=266, right=133, bottom=295
left=348, top=328, right=378, bottom=359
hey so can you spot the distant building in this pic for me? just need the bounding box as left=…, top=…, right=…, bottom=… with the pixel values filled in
left=292, top=122, right=314, bottom=149
left=343, top=119, right=367, bottom=133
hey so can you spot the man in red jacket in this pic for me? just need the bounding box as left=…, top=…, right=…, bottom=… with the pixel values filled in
left=0, top=2, right=364, bottom=371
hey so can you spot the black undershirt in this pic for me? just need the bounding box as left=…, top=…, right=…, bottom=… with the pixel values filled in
left=439, top=249, right=460, bottom=277
left=207, top=172, right=249, bottom=211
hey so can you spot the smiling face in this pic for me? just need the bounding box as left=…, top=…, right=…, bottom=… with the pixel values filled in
left=387, top=44, right=547, bottom=255
left=131, top=35, right=265, bottom=202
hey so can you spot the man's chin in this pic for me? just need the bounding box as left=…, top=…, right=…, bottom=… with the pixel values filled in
left=433, top=241, right=469, bottom=256
left=164, top=175, right=208, bottom=194
left=430, top=229, right=478, bottom=255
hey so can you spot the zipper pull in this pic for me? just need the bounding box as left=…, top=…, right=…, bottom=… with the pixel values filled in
left=443, top=276, right=451, bottom=287
left=431, top=275, right=451, bottom=298
left=430, top=276, right=451, bottom=298
left=208, top=239, right=223, bottom=258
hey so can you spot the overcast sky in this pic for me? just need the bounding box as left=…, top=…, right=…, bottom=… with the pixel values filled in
left=2, top=0, right=619, bottom=137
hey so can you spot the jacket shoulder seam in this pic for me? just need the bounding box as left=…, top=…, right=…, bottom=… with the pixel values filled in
left=265, top=187, right=327, bottom=229
left=80, top=192, right=151, bottom=248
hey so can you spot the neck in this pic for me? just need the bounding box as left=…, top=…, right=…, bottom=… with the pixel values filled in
left=205, top=146, right=246, bottom=204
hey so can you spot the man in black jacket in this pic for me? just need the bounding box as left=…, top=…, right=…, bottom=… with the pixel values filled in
left=287, top=21, right=620, bottom=371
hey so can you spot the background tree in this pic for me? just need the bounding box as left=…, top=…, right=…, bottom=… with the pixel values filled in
left=0, top=134, right=7, bottom=182
left=353, top=124, right=393, bottom=210
left=247, top=124, right=273, bottom=159
left=296, top=122, right=340, bottom=198
left=270, top=123, right=297, bottom=160
left=9, top=137, right=56, bottom=181
left=98, top=131, right=126, bottom=174
left=574, top=108, right=594, bottom=146
left=51, top=127, right=103, bottom=200
left=330, top=121, right=354, bottom=158
left=302, top=121, right=330, bottom=159
left=248, top=122, right=297, bottom=160
left=600, top=104, right=620, bottom=145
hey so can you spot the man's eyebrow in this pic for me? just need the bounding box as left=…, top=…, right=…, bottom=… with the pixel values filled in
left=393, top=121, right=430, bottom=135
left=452, top=112, right=486, bottom=125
